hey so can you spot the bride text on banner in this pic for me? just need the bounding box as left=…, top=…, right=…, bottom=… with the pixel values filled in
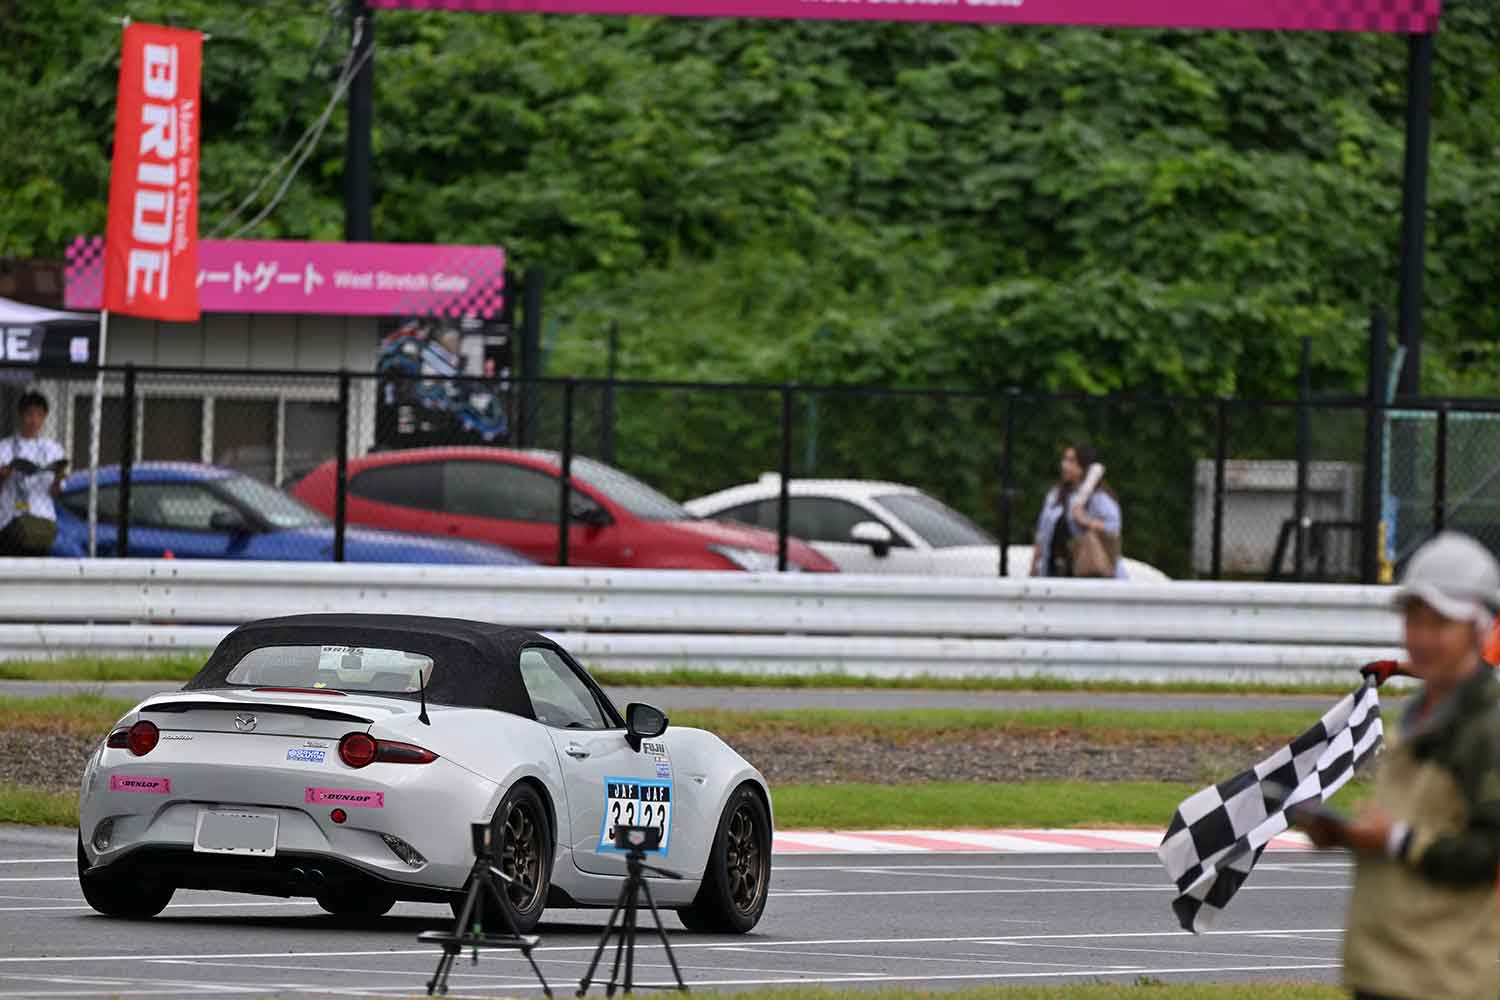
left=102, top=23, right=204, bottom=322
left=366, top=0, right=1440, bottom=33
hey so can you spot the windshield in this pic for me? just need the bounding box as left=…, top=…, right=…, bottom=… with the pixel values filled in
left=215, top=474, right=326, bottom=530
left=567, top=456, right=690, bottom=521
left=225, top=645, right=434, bottom=693
left=877, top=492, right=993, bottom=548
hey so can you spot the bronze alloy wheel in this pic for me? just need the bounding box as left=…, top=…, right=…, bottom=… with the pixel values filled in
left=499, top=800, right=545, bottom=912
left=723, top=799, right=768, bottom=916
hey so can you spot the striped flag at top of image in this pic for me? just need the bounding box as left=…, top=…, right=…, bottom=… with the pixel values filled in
left=1158, top=679, right=1384, bottom=933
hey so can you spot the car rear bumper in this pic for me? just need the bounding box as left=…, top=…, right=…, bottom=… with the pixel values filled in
left=82, top=843, right=461, bottom=903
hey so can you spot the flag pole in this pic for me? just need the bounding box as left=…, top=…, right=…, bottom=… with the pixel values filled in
left=86, top=308, right=109, bottom=558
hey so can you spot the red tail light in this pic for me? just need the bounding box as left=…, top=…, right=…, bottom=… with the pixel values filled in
left=374, top=740, right=439, bottom=765
left=338, top=732, right=377, bottom=768
left=337, top=732, right=437, bottom=768
left=126, top=720, right=159, bottom=757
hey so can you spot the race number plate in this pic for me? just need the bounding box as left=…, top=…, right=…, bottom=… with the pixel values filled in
left=193, top=809, right=278, bottom=856
left=600, top=778, right=672, bottom=854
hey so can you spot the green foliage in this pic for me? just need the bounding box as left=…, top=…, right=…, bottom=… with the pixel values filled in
left=6, top=2, right=1500, bottom=571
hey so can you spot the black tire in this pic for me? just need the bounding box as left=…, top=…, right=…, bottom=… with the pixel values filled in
left=449, top=783, right=552, bottom=934
left=677, top=785, right=770, bottom=934
left=77, top=833, right=174, bottom=919
left=316, top=888, right=396, bottom=919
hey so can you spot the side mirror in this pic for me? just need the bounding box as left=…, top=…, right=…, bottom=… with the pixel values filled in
left=850, top=520, right=893, bottom=557
left=571, top=496, right=611, bottom=527
left=209, top=510, right=249, bottom=534
left=625, top=702, right=668, bottom=751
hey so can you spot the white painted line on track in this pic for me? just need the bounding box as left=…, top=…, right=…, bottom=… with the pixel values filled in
left=0, top=928, right=1350, bottom=965
left=151, top=956, right=886, bottom=980
left=0, top=858, right=71, bottom=865
left=0, top=963, right=1348, bottom=999
left=0, top=876, right=80, bottom=882
left=777, top=885, right=1345, bottom=897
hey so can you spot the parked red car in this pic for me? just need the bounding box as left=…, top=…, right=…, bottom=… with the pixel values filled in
left=292, top=447, right=838, bottom=572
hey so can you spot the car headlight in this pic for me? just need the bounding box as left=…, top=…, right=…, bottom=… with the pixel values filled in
left=709, top=545, right=798, bottom=573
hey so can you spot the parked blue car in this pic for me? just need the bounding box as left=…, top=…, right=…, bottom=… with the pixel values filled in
left=52, top=463, right=534, bottom=565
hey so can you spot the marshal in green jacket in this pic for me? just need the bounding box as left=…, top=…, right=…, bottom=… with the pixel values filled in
left=1344, top=668, right=1500, bottom=1000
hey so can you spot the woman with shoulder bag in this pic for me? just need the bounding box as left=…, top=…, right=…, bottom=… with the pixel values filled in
left=1029, top=442, right=1124, bottom=580
left=0, top=391, right=68, bottom=557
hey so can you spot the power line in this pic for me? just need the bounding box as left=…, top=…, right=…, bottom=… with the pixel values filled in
left=207, top=10, right=370, bottom=239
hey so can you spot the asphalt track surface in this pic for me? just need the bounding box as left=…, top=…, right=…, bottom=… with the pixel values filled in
left=0, top=680, right=1351, bottom=714
left=0, top=824, right=1352, bottom=998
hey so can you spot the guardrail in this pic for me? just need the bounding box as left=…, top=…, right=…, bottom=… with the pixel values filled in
left=0, top=560, right=1402, bottom=683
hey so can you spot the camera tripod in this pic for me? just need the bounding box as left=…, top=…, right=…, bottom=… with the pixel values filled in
left=576, top=840, right=688, bottom=996
left=418, top=830, right=553, bottom=997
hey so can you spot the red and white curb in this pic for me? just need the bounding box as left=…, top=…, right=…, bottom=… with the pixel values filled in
left=772, top=828, right=1313, bottom=854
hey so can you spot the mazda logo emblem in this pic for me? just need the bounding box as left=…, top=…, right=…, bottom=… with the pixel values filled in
left=234, top=713, right=257, bottom=732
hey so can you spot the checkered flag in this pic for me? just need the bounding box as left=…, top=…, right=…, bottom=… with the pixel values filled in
left=1158, top=679, right=1383, bottom=933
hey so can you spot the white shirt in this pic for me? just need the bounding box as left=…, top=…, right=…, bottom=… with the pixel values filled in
left=0, top=435, right=67, bottom=526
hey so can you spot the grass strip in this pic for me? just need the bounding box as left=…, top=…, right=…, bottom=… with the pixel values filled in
left=0, top=695, right=136, bottom=737
left=772, top=781, right=1199, bottom=829
left=0, top=655, right=206, bottom=682
left=592, top=667, right=1363, bottom=697
left=670, top=707, right=1321, bottom=744
left=0, top=785, right=78, bottom=826
left=0, top=654, right=1370, bottom=697
left=2, top=778, right=1372, bottom=831
left=0, top=695, right=1326, bottom=746
left=687, top=987, right=1343, bottom=999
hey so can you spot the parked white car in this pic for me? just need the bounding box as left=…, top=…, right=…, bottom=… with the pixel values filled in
left=685, top=476, right=1167, bottom=581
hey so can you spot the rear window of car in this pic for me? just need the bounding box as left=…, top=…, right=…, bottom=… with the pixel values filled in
left=225, top=645, right=435, bottom=694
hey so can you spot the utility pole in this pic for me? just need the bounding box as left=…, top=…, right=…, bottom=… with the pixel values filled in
left=1396, top=32, right=1434, bottom=397
left=344, top=0, right=374, bottom=241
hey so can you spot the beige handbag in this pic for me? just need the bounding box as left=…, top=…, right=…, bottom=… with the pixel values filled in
left=1071, top=529, right=1121, bottom=578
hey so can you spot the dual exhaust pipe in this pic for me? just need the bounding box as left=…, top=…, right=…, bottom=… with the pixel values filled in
left=286, top=866, right=326, bottom=888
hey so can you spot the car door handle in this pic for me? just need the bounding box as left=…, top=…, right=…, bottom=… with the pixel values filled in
left=565, top=744, right=590, bottom=759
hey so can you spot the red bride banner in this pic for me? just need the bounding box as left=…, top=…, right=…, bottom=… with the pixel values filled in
left=102, top=22, right=204, bottom=322
left=367, top=0, right=1441, bottom=34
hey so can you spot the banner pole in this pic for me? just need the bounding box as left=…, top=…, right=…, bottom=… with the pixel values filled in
left=87, top=309, right=110, bottom=558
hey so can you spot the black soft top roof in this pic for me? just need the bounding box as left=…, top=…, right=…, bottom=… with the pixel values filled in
left=183, top=614, right=572, bottom=718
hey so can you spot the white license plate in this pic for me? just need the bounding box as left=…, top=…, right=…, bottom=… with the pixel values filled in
left=193, top=810, right=278, bottom=856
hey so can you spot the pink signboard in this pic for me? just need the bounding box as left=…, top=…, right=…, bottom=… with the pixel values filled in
left=67, top=236, right=505, bottom=318
left=367, top=0, right=1440, bottom=34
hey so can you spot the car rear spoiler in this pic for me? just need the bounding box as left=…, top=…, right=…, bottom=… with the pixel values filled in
left=140, top=701, right=374, bottom=725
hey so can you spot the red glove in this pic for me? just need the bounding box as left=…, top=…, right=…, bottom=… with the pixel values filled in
left=1360, top=660, right=1407, bottom=687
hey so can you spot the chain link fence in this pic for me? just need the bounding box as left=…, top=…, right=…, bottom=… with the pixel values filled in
left=0, top=362, right=1486, bottom=579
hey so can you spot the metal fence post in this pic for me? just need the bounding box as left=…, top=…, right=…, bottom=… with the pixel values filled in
left=118, top=364, right=136, bottom=558
left=558, top=379, right=575, bottom=567
left=601, top=322, right=618, bottom=465
left=999, top=388, right=1017, bottom=577
left=777, top=385, right=793, bottom=572
left=1211, top=397, right=1228, bottom=580
left=334, top=370, right=350, bottom=563
left=1433, top=402, right=1448, bottom=536
left=1293, top=338, right=1312, bottom=581
left=1361, top=312, right=1390, bottom=584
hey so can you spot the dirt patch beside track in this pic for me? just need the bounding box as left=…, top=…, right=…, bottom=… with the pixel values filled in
left=10, top=728, right=1271, bottom=794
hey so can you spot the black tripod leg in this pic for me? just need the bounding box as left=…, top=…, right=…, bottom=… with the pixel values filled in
left=523, top=945, right=554, bottom=999
left=428, top=945, right=457, bottom=996
left=622, top=882, right=638, bottom=994
left=576, top=882, right=630, bottom=997
left=638, top=879, right=687, bottom=991
left=606, top=898, right=629, bottom=998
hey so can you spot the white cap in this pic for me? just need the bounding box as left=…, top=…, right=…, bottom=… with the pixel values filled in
left=1394, top=532, right=1500, bottom=628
